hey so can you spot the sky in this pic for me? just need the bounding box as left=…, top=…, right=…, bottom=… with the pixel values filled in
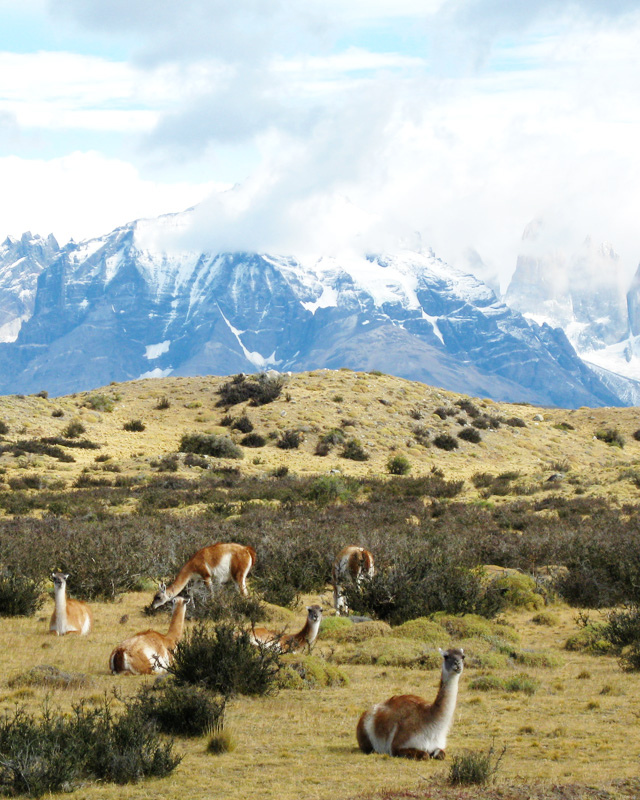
left=1, top=0, right=640, bottom=290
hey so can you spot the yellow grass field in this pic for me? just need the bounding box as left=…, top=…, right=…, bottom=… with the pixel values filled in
left=0, top=370, right=639, bottom=799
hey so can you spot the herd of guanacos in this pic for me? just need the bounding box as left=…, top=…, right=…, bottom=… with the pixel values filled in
left=48, top=541, right=465, bottom=760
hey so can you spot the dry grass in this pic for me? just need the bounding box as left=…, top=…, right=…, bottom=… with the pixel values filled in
left=0, top=591, right=638, bottom=800
left=1, top=372, right=640, bottom=798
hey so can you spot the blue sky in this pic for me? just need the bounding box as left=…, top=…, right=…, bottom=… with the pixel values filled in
left=1, top=0, right=640, bottom=288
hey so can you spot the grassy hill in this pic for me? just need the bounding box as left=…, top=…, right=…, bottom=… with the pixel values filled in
left=0, top=370, right=639, bottom=800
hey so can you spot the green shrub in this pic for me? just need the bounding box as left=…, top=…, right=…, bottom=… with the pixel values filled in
left=565, top=623, right=616, bottom=655
left=0, top=700, right=180, bottom=797
left=232, top=415, right=254, bottom=433
left=62, top=420, right=86, bottom=439
left=449, top=743, right=505, bottom=786
left=392, top=617, right=448, bottom=645
left=480, top=572, right=545, bottom=614
left=276, top=655, right=349, bottom=689
left=133, top=683, right=226, bottom=738
left=179, top=433, right=244, bottom=459
left=319, top=429, right=346, bottom=446
left=468, top=673, right=504, bottom=692
left=433, top=433, right=458, bottom=451
left=157, top=454, right=180, bottom=472
left=0, top=572, right=45, bottom=617
left=123, top=419, right=145, bottom=432
left=387, top=455, right=411, bottom=475
left=512, top=650, right=563, bottom=668
left=595, top=427, right=624, bottom=448
left=83, top=393, right=115, bottom=412
left=340, top=438, right=369, bottom=461
left=170, top=622, right=281, bottom=697
left=504, top=672, right=540, bottom=694
left=306, top=475, right=357, bottom=505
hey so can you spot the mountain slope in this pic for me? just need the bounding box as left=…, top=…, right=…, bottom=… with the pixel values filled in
left=0, top=212, right=624, bottom=406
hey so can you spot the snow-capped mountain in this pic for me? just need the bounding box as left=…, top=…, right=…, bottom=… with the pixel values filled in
left=0, top=210, right=626, bottom=406
left=505, top=220, right=640, bottom=402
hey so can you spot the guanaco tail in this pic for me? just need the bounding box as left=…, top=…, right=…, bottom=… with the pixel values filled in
left=251, top=605, right=323, bottom=653
left=356, top=647, right=465, bottom=759
left=109, top=596, right=190, bottom=675
left=332, top=545, right=374, bottom=615
left=49, top=572, right=92, bottom=635
left=151, top=542, right=256, bottom=608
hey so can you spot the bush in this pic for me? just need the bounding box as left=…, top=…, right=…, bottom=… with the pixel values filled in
left=51, top=409, right=64, bottom=418
left=179, top=433, right=244, bottom=459
left=306, top=475, right=357, bottom=505
left=449, top=743, right=506, bottom=786
left=83, top=393, right=115, bottom=412
left=157, top=454, right=180, bottom=472
left=232, top=415, right=254, bottom=434
left=0, top=421, right=8, bottom=436
left=505, top=417, right=526, bottom=427
left=387, top=455, right=411, bottom=475
left=216, top=373, right=284, bottom=407
left=433, top=433, right=458, bottom=451
left=0, top=700, right=180, bottom=796
left=340, top=438, right=369, bottom=461
left=187, top=584, right=265, bottom=626
left=155, top=397, right=171, bottom=410
left=170, top=622, right=281, bottom=697
left=595, top=427, right=625, bottom=448
left=123, top=419, right=145, bottom=432
left=134, top=683, right=226, bottom=737
left=0, top=572, right=45, bottom=617
left=276, top=430, right=302, bottom=450
left=62, top=420, right=85, bottom=439
left=458, top=427, right=482, bottom=444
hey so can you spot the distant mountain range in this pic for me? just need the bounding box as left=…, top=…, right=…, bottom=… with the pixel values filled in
left=0, top=210, right=635, bottom=406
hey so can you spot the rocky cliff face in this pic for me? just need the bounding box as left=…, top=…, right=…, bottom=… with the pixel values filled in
left=0, top=212, right=626, bottom=406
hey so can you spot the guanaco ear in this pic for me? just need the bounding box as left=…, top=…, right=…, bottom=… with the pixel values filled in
left=438, top=647, right=445, bottom=656
left=63, top=574, right=69, bottom=581
left=184, top=596, right=192, bottom=606
left=50, top=573, right=56, bottom=580
left=158, top=581, right=166, bottom=592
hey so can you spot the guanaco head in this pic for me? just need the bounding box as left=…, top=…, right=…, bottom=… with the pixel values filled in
left=151, top=581, right=171, bottom=609
left=51, top=572, right=69, bottom=589
left=439, top=647, right=465, bottom=678
left=307, top=604, right=322, bottom=624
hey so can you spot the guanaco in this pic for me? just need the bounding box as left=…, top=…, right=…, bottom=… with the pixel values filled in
left=49, top=572, right=92, bottom=635
left=251, top=605, right=323, bottom=653
left=109, top=596, right=190, bottom=675
left=151, top=542, right=256, bottom=608
left=332, top=545, right=374, bottom=615
left=356, top=647, right=465, bottom=759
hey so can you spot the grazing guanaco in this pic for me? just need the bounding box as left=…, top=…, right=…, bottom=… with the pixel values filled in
left=49, top=572, right=92, bottom=635
left=109, top=596, right=190, bottom=675
left=332, top=545, right=374, bottom=615
left=356, top=647, right=465, bottom=759
left=151, top=542, right=256, bottom=609
left=251, top=605, right=323, bottom=653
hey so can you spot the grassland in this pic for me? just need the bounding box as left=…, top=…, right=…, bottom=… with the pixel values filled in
left=0, top=370, right=639, bottom=800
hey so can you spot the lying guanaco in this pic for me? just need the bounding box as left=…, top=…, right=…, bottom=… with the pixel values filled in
left=332, top=545, right=374, bottom=615
left=151, top=542, right=256, bottom=609
left=109, top=596, right=190, bottom=675
left=251, top=605, right=323, bottom=653
left=49, top=572, right=92, bottom=635
left=356, top=647, right=465, bottom=759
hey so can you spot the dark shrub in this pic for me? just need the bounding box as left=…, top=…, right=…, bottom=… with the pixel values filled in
left=51, top=409, right=64, bottom=418
left=633, top=429, right=640, bottom=442
left=433, top=433, right=458, bottom=451
left=341, top=438, right=369, bottom=461
left=179, top=433, right=243, bottom=459
left=0, top=572, right=45, bottom=617
left=216, top=373, right=284, bottom=407
left=253, top=535, right=330, bottom=607
left=187, top=584, right=265, bottom=625
left=455, top=398, right=481, bottom=418
left=232, top=415, right=253, bottom=433
left=184, top=452, right=209, bottom=469
left=62, top=420, right=85, bottom=439
left=505, top=417, right=527, bottom=427
left=472, top=472, right=495, bottom=489
left=276, top=430, right=302, bottom=450
left=40, top=436, right=100, bottom=450
left=320, top=428, right=346, bottom=445
left=157, top=454, right=180, bottom=472
left=387, top=455, right=411, bottom=475
left=434, top=406, right=455, bottom=420
left=458, top=427, right=482, bottom=444
left=241, top=433, right=266, bottom=448
left=170, top=622, right=281, bottom=697
left=1, top=440, right=75, bottom=463
left=314, top=441, right=331, bottom=456
left=134, top=683, right=226, bottom=737
left=0, top=421, right=9, bottom=435
left=155, top=396, right=171, bottom=410
left=123, top=419, right=145, bottom=432
left=220, top=414, right=234, bottom=427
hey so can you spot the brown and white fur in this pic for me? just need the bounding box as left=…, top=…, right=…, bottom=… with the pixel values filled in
left=251, top=605, right=323, bottom=653
left=332, top=545, right=374, bottom=615
left=151, top=542, right=256, bottom=609
left=109, top=596, right=190, bottom=675
left=49, top=572, right=92, bottom=635
left=356, top=647, right=464, bottom=760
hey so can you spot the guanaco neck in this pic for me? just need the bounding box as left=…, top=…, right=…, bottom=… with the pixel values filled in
left=53, top=581, right=68, bottom=629
left=294, top=613, right=321, bottom=647
left=430, top=670, right=461, bottom=726
left=165, top=601, right=187, bottom=648
left=165, top=563, right=196, bottom=599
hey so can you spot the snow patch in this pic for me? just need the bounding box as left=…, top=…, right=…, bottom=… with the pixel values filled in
left=421, top=311, right=444, bottom=344
left=138, top=367, right=173, bottom=380
left=301, top=285, right=338, bottom=314
left=145, top=340, right=171, bottom=360
left=0, top=317, right=23, bottom=343
left=218, top=306, right=280, bottom=369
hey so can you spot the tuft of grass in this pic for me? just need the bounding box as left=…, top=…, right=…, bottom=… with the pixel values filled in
left=206, top=729, right=236, bottom=755
left=595, top=427, right=625, bottom=448
left=123, top=419, right=146, bottom=432
left=448, top=742, right=506, bottom=786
